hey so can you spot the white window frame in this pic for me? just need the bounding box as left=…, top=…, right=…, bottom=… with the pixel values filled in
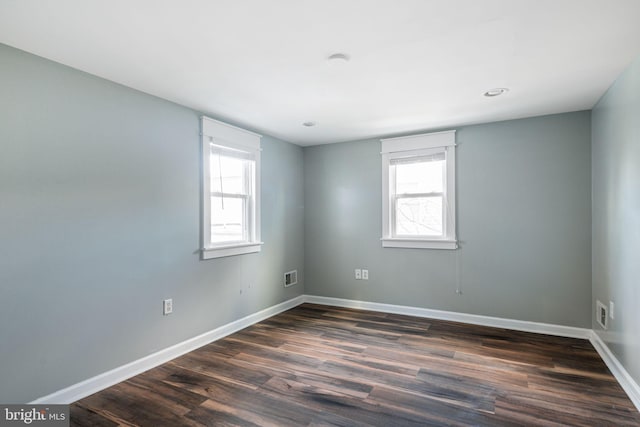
left=201, top=116, right=262, bottom=259
left=381, top=130, right=457, bottom=250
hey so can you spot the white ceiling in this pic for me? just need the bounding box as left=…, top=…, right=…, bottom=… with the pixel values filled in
left=1, top=1, right=640, bottom=146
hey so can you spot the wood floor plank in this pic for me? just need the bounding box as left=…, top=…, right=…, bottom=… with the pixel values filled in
left=70, top=404, right=121, bottom=427
left=258, top=376, right=433, bottom=427
left=71, top=304, right=640, bottom=426
left=169, top=351, right=270, bottom=389
left=77, top=381, right=203, bottom=426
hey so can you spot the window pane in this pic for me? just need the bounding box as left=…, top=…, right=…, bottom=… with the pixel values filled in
left=395, top=196, right=443, bottom=236
left=210, top=154, right=248, bottom=195
left=210, top=196, right=246, bottom=243
left=395, top=156, right=444, bottom=194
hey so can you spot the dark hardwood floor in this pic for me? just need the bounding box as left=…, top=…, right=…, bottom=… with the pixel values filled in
left=71, top=304, right=640, bottom=426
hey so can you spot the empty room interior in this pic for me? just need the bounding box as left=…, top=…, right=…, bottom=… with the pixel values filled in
left=2, top=1, right=640, bottom=425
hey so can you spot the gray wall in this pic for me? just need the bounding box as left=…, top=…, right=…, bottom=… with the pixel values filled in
left=0, top=40, right=611, bottom=404
left=0, top=44, right=304, bottom=403
left=304, top=112, right=592, bottom=327
left=592, top=55, right=640, bottom=384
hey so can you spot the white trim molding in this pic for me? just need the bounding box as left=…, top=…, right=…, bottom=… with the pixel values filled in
left=202, top=242, right=263, bottom=259
left=304, top=295, right=591, bottom=339
left=381, top=238, right=457, bottom=250
left=589, top=331, right=640, bottom=411
left=381, top=130, right=456, bottom=153
left=32, top=294, right=640, bottom=413
left=31, top=295, right=305, bottom=404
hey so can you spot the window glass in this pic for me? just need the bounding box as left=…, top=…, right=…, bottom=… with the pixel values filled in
left=210, top=152, right=247, bottom=195
left=210, top=196, right=246, bottom=243
left=395, top=196, right=443, bottom=236
left=394, top=154, right=444, bottom=194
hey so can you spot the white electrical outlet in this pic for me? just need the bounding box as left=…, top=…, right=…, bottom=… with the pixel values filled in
left=355, top=269, right=362, bottom=280
left=609, top=301, right=615, bottom=319
left=362, top=269, right=369, bottom=280
left=163, top=299, right=173, bottom=315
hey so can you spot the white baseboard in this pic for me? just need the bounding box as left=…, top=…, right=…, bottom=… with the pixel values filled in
left=304, top=295, right=591, bottom=339
left=33, top=293, right=640, bottom=413
left=31, top=295, right=305, bottom=404
left=589, top=331, right=640, bottom=412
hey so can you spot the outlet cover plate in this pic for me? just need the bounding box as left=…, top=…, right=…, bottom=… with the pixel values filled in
left=163, top=299, right=173, bottom=315
left=609, top=301, right=615, bottom=319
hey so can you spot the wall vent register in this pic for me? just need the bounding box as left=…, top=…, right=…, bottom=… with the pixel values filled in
left=284, top=270, right=298, bottom=287
left=596, top=300, right=608, bottom=329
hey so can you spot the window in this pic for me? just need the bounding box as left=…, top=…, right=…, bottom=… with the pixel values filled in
left=381, top=130, right=457, bottom=249
left=201, top=117, right=262, bottom=259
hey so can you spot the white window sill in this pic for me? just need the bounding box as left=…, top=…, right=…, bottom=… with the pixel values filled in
left=202, top=242, right=263, bottom=259
left=381, top=238, right=458, bottom=250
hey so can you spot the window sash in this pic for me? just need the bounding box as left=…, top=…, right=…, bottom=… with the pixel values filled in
left=210, top=149, right=253, bottom=196
left=210, top=192, right=250, bottom=199
left=210, top=194, right=249, bottom=243
left=394, top=192, right=444, bottom=198
left=389, top=147, right=448, bottom=239
left=208, top=149, right=255, bottom=246
left=210, top=144, right=255, bottom=160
